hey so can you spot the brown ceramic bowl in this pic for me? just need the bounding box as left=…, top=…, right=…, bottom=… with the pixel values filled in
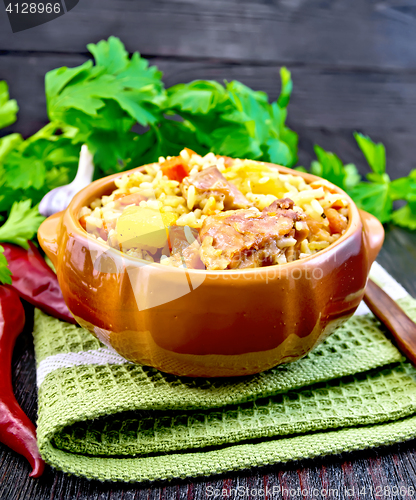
left=38, top=162, right=384, bottom=377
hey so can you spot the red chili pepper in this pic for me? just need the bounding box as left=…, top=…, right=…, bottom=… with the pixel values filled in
left=0, top=286, right=45, bottom=477
left=2, top=242, right=76, bottom=324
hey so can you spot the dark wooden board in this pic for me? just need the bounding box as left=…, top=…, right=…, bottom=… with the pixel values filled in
left=2, top=0, right=416, bottom=70
left=1, top=227, right=416, bottom=500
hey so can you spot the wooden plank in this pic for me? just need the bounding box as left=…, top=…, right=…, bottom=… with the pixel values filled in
left=1, top=53, right=416, bottom=178
left=2, top=0, right=416, bottom=70
left=377, top=225, right=416, bottom=297
left=0, top=53, right=87, bottom=137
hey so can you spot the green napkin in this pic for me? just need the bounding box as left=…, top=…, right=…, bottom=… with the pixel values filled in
left=33, top=265, right=416, bottom=483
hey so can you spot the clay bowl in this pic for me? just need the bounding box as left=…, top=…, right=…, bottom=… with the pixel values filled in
left=38, top=162, right=384, bottom=377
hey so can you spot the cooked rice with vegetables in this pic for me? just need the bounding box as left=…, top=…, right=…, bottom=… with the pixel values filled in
left=79, top=148, right=350, bottom=270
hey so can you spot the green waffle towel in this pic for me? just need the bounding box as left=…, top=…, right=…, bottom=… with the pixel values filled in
left=33, top=262, right=416, bottom=483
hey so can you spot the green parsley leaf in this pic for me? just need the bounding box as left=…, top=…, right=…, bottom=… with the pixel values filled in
left=391, top=198, right=416, bottom=230
left=166, top=80, right=227, bottom=115
left=389, top=171, right=416, bottom=201
left=46, top=37, right=164, bottom=128
left=277, top=67, right=293, bottom=109
left=166, top=69, right=297, bottom=166
left=312, top=146, right=346, bottom=187
left=87, top=129, right=147, bottom=173
left=0, top=245, right=12, bottom=285
left=354, top=132, right=386, bottom=175
left=310, top=146, right=360, bottom=192
left=166, top=80, right=261, bottom=159
left=0, top=200, right=45, bottom=249
left=349, top=181, right=392, bottom=223
left=0, top=133, right=23, bottom=162
left=87, top=36, right=130, bottom=74
left=0, top=81, right=18, bottom=129
left=279, top=126, right=298, bottom=160
left=343, top=163, right=362, bottom=190
left=45, top=38, right=165, bottom=176
left=266, top=138, right=292, bottom=165
left=153, top=120, right=207, bottom=159
left=4, top=153, right=46, bottom=190
left=0, top=124, right=80, bottom=212
left=213, top=125, right=263, bottom=159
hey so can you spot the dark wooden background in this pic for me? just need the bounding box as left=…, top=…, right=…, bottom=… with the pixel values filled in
left=2, top=1, right=416, bottom=498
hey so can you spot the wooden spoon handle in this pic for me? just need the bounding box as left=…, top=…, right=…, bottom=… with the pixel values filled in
left=364, top=278, right=416, bottom=366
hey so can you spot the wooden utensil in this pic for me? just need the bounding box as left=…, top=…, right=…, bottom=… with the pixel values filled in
left=364, top=278, right=416, bottom=366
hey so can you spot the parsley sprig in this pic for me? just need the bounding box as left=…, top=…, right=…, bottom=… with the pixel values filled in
left=305, top=133, right=416, bottom=228
left=0, top=200, right=45, bottom=284
left=0, top=200, right=44, bottom=249
left=0, top=81, right=18, bottom=129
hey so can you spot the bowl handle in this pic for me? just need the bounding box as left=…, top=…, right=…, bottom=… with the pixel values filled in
left=37, top=211, right=63, bottom=269
left=359, top=209, right=385, bottom=268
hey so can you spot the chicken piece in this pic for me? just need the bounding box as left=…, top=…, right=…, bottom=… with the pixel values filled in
left=199, top=200, right=301, bottom=270
left=113, top=191, right=146, bottom=208
left=264, top=199, right=310, bottom=257
left=182, top=166, right=252, bottom=210
left=168, top=226, right=205, bottom=269
left=262, top=197, right=299, bottom=221
left=201, top=235, right=285, bottom=270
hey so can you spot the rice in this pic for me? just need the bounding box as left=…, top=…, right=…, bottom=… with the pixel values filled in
left=79, top=150, right=350, bottom=270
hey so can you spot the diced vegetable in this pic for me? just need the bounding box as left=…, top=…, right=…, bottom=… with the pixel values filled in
left=116, top=206, right=171, bottom=249
left=161, top=157, right=190, bottom=182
